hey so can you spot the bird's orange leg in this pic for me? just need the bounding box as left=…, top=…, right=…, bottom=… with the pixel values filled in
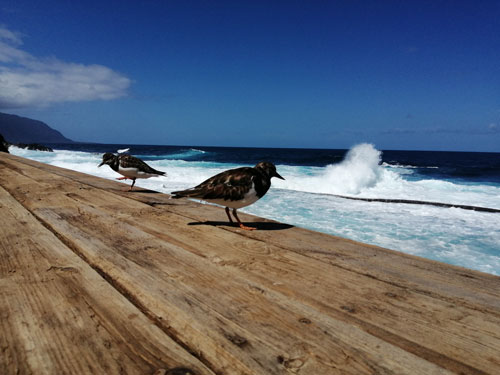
left=116, top=176, right=129, bottom=180
left=232, top=209, right=256, bottom=231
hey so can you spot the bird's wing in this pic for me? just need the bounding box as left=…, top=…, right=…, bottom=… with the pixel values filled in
left=120, top=155, right=165, bottom=175
left=172, top=167, right=254, bottom=201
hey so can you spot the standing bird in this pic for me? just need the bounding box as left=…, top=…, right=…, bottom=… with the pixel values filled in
left=171, top=161, right=284, bottom=230
left=98, top=152, right=166, bottom=191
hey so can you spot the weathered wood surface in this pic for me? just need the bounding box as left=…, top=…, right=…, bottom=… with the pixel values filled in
left=1, top=152, right=500, bottom=375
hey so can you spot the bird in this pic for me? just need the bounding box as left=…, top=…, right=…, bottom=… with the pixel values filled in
left=171, top=161, right=284, bottom=230
left=98, top=152, right=166, bottom=191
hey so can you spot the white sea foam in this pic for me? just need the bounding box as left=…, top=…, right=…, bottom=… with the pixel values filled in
left=9, top=144, right=500, bottom=275
left=190, top=148, right=206, bottom=154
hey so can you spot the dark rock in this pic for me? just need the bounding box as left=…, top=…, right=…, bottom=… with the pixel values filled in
left=0, top=133, right=9, bottom=153
left=14, top=143, right=53, bottom=152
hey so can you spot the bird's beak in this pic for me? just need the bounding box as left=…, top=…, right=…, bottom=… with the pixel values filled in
left=274, top=172, right=285, bottom=180
left=98, top=161, right=104, bottom=167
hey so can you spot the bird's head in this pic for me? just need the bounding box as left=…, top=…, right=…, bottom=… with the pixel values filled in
left=98, top=152, right=117, bottom=167
left=255, top=161, right=285, bottom=180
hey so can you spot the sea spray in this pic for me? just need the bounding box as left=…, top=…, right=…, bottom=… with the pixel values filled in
left=275, top=143, right=395, bottom=195
left=323, top=143, right=382, bottom=194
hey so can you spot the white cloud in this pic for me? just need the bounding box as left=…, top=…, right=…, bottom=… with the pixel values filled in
left=0, top=26, right=131, bottom=109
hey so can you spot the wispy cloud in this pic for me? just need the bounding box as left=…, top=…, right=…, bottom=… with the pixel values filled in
left=0, top=26, right=131, bottom=109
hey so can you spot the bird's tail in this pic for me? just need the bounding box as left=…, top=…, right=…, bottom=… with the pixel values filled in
left=170, top=188, right=203, bottom=199
left=149, top=168, right=166, bottom=176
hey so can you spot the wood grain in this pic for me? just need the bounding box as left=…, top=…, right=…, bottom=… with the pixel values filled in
left=0, top=185, right=213, bottom=374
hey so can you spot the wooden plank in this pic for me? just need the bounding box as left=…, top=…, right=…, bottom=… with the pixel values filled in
left=1, top=153, right=500, bottom=374
left=0, top=185, right=214, bottom=375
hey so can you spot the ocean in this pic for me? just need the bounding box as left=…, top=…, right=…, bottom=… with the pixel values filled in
left=9, top=143, right=500, bottom=275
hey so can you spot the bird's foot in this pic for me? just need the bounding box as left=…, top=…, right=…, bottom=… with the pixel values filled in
left=116, top=177, right=128, bottom=180
left=238, top=223, right=256, bottom=231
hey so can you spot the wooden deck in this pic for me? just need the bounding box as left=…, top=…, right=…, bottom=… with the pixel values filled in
left=1, top=152, right=500, bottom=375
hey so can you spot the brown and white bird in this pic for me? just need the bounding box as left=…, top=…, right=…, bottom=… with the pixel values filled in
left=171, top=161, right=284, bottom=230
left=98, top=152, right=166, bottom=191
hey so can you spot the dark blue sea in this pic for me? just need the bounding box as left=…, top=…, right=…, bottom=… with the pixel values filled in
left=10, top=142, right=500, bottom=275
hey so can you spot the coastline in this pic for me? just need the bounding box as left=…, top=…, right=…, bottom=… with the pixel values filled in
left=1, top=152, right=500, bottom=374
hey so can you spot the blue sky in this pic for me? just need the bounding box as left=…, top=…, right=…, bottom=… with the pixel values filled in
left=1, top=1, right=499, bottom=151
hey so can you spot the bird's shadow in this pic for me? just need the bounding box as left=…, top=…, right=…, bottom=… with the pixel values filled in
left=188, top=221, right=294, bottom=231
left=129, top=189, right=161, bottom=194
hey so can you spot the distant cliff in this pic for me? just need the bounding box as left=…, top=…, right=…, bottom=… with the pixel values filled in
left=0, top=112, right=73, bottom=143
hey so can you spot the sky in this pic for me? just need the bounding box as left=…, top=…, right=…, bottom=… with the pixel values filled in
left=0, top=1, right=499, bottom=152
